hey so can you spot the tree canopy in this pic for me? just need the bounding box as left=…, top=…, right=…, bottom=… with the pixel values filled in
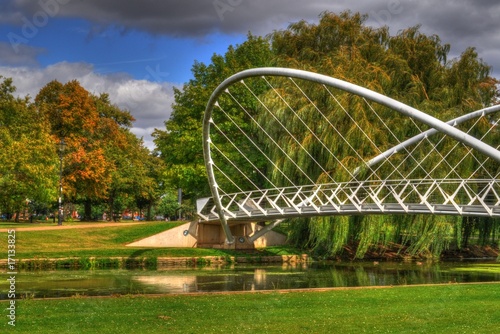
left=0, top=77, right=164, bottom=222
left=154, top=11, right=500, bottom=258
left=153, top=34, right=274, bottom=201
left=0, top=77, right=58, bottom=217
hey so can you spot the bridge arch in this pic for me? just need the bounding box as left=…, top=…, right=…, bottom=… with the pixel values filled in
left=200, top=68, right=500, bottom=244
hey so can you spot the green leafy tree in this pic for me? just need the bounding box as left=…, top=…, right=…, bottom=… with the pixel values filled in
left=156, top=191, right=179, bottom=220
left=153, top=34, right=274, bottom=200
left=0, top=77, right=58, bottom=219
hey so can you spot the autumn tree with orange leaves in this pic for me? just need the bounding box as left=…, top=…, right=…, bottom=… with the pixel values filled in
left=35, top=80, right=158, bottom=220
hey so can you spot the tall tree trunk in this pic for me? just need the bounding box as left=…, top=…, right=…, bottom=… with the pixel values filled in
left=108, top=196, right=115, bottom=221
left=461, top=217, right=474, bottom=248
left=84, top=199, right=92, bottom=221
left=146, top=202, right=152, bottom=221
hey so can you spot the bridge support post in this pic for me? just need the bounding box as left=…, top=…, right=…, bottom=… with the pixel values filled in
left=220, top=219, right=235, bottom=244
left=196, top=222, right=286, bottom=249
left=248, top=220, right=284, bottom=243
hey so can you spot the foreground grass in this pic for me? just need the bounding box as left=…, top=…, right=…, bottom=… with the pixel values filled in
left=1, top=283, right=499, bottom=333
left=0, top=221, right=300, bottom=259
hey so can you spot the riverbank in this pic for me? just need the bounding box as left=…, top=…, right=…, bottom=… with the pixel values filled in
left=4, top=248, right=497, bottom=272
left=340, top=242, right=499, bottom=261
left=0, top=253, right=309, bottom=270
left=1, top=221, right=497, bottom=264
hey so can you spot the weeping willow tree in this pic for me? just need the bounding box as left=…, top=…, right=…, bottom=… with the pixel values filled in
left=262, top=11, right=500, bottom=258
left=158, top=11, right=499, bottom=258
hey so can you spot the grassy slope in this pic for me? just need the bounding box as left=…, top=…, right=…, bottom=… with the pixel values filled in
left=0, top=222, right=300, bottom=259
left=2, top=283, right=499, bottom=333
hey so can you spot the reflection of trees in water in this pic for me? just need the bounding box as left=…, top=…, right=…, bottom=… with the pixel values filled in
left=299, top=262, right=499, bottom=288
left=127, top=263, right=500, bottom=293
left=8, top=262, right=498, bottom=299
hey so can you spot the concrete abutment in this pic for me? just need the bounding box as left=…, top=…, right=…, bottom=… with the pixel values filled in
left=126, top=221, right=287, bottom=249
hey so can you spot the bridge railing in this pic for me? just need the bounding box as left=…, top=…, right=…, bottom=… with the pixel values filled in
left=197, top=179, right=500, bottom=223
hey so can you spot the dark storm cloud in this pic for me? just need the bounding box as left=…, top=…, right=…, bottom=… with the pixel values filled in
left=4, top=0, right=498, bottom=37
left=0, top=42, right=44, bottom=66
left=5, top=0, right=342, bottom=37
left=5, top=1, right=497, bottom=43
left=376, top=0, right=500, bottom=75
left=4, top=0, right=500, bottom=74
left=398, top=0, right=499, bottom=42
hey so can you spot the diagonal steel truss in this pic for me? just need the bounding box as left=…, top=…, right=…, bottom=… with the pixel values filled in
left=200, top=68, right=500, bottom=244
left=197, top=179, right=500, bottom=220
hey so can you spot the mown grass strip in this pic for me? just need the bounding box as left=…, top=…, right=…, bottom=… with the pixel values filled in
left=2, top=283, right=499, bottom=333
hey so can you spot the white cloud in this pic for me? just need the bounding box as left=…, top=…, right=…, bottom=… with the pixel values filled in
left=131, top=126, right=158, bottom=150
left=0, top=61, right=176, bottom=150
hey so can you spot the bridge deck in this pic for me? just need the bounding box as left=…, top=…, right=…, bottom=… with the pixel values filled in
left=200, top=203, right=500, bottom=224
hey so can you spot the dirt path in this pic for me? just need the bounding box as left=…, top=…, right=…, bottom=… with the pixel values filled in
left=0, top=222, right=145, bottom=232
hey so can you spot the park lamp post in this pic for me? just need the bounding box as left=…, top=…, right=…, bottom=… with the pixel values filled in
left=57, top=139, right=66, bottom=226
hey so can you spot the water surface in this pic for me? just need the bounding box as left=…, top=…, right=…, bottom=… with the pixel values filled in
left=2, top=260, right=499, bottom=299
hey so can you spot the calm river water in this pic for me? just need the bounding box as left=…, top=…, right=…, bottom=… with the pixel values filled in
left=2, top=260, right=499, bottom=299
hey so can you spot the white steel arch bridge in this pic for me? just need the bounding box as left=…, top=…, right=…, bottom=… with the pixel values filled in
left=196, top=68, right=500, bottom=244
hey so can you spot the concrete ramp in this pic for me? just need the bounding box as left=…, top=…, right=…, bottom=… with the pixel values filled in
left=126, top=221, right=287, bottom=249
left=127, top=222, right=198, bottom=248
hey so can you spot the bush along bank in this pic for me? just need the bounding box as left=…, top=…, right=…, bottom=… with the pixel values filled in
left=15, top=257, right=157, bottom=271
left=1, top=254, right=309, bottom=271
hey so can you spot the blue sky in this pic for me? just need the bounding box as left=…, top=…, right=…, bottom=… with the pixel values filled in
left=5, top=17, right=246, bottom=82
left=1, top=0, right=499, bottom=149
left=0, top=11, right=247, bottom=83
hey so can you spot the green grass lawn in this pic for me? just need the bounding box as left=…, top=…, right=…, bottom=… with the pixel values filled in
left=1, top=222, right=499, bottom=333
left=1, top=283, right=499, bottom=333
left=0, top=221, right=300, bottom=260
